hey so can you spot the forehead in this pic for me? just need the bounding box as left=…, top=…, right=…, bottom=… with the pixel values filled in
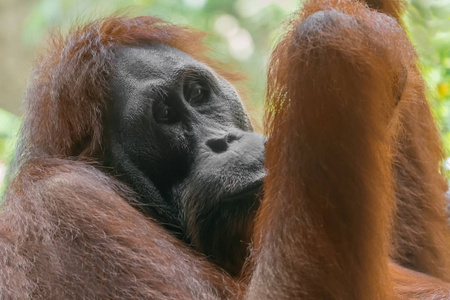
left=112, top=44, right=209, bottom=82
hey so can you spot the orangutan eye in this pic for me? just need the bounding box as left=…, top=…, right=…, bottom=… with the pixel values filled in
left=190, top=86, right=203, bottom=101
left=153, top=102, right=176, bottom=123
left=186, top=82, right=208, bottom=105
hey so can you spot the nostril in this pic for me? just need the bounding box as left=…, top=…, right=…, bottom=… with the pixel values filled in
left=206, top=133, right=241, bottom=153
left=206, top=138, right=228, bottom=153
left=225, top=133, right=240, bottom=144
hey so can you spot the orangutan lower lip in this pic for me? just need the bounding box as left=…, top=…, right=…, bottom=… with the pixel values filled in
left=222, top=179, right=264, bottom=202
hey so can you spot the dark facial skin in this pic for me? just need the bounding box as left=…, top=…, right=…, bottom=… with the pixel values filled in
left=105, top=44, right=266, bottom=275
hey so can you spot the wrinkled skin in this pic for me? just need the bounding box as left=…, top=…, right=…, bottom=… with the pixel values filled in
left=3, top=1, right=450, bottom=299
left=105, top=44, right=266, bottom=275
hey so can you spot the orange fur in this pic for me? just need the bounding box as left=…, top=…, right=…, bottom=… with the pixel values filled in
left=249, top=0, right=450, bottom=298
left=1, top=0, right=449, bottom=299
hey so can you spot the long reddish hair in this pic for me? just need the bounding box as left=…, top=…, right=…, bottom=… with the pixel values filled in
left=20, top=16, right=214, bottom=159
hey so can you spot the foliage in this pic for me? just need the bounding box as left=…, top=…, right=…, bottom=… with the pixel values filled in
left=407, top=0, right=450, bottom=147
left=0, top=108, right=20, bottom=192
left=405, top=0, right=450, bottom=176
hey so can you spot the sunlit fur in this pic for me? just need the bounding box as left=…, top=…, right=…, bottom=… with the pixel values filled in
left=17, top=16, right=230, bottom=160
left=250, top=0, right=450, bottom=299
left=1, top=0, right=450, bottom=299
left=1, top=17, right=241, bottom=299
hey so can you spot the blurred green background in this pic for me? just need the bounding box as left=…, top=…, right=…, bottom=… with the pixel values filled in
left=1, top=0, right=450, bottom=191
